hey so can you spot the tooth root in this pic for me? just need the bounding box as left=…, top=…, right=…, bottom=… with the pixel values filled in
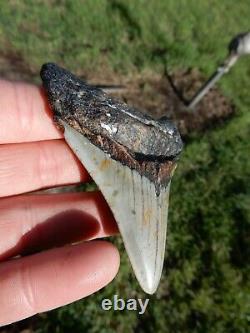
left=63, top=122, right=170, bottom=294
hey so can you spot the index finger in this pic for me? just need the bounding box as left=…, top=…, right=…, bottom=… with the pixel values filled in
left=0, top=80, right=62, bottom=144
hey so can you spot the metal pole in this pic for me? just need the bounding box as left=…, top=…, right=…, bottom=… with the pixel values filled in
left=187, top=54, right=238, bottom=110
left=187, top=31, right=250, bottom=111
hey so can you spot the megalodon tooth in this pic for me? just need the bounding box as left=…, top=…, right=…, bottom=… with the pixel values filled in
left=40, top=63, right=183, bottom=294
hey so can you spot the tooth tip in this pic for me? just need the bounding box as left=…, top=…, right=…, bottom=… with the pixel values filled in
left=140, top=279, right=159, bottom=295
left=136, top=263, right=162, bottom=294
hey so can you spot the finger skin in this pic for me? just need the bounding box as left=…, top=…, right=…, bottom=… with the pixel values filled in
left=0, top=80, right=62, bottom=144
left=0, top=241, right=120, bottom=326
left=0, top=192, right=118, bottom=260
left=0, top=140, right=90, bottom=197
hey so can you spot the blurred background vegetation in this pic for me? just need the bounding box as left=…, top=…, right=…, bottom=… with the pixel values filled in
left=0, top=0, right=249, bottom=332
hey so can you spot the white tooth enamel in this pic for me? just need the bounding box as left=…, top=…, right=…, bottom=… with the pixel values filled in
left=62, top=121, right=170, bottom=294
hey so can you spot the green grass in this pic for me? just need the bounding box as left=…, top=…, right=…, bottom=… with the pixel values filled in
left=0, top=0, right=249, bottom=76
left=0, top=1, right=249, bottom=332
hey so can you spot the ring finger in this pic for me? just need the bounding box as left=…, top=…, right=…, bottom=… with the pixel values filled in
left=0, top=191, right=118, bottom=260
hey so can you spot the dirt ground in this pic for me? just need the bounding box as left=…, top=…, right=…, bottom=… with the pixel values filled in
left=0, top=54, right=235, bottom=139
left=106, top=68, right=235, bottom=138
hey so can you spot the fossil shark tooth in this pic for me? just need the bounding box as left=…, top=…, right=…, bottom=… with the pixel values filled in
left=40, top=63, right=183, bottom=294
left=62, top=121, right=171, bottom=294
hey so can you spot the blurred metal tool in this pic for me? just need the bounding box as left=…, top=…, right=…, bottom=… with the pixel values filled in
left=187, top=31, right=250, bottom=110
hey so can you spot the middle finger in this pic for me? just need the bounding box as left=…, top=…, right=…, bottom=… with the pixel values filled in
left=0, top=139, right=90, bottom=197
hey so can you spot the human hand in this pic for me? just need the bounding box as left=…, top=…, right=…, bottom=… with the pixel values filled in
left=0, top=80, right=120, bottom=326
